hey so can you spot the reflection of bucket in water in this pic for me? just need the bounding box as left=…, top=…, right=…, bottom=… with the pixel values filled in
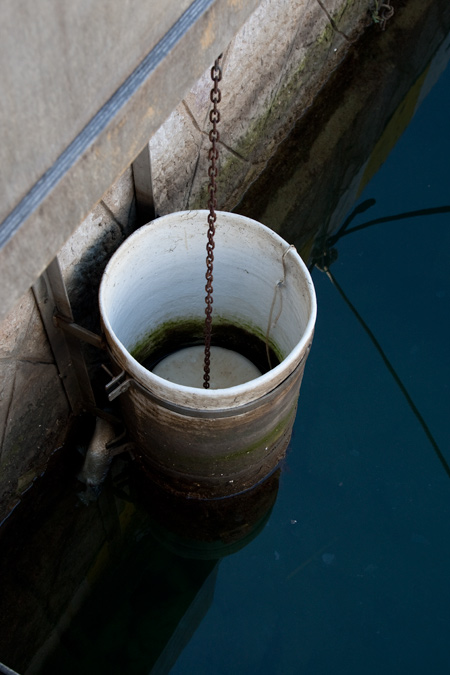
left=133, top=463, right=281, bottom=560
left=99, top=210, right=316, bottom=498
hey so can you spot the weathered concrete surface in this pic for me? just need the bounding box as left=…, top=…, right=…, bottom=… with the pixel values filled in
left=0, top=292, right=70, bottom=515
left=0, top=0, right=264, bottom=323
left=150, top=0, right=372, bottom=216
left=59, top=168, right=136, bottom=325
left=0, top=0, right=191, bottom=226
left=0, top=170, right=135, bottom=521
left=236, top=0, right=450, bottom=259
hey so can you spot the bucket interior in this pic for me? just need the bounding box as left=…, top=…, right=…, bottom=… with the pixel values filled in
left=99, top=210, right=316, bottom=399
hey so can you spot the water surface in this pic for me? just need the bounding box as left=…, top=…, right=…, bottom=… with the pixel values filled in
left=169, top=53, right=450, bottom=675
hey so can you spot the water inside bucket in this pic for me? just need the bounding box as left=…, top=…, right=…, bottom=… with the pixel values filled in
left=131, top=320, right=281, bottom=386
left=153, top=346, right=262, bottom=388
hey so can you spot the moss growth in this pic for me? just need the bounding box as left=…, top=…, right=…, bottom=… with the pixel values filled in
left=131, top=318, right=202, bottom=367
left=220, top=405, right=296, bottom=463
left=191, top=16, right=352, bottom=215
left=131, top=316, right=282, bottom=375
left=163, top=404, right=296, bottom=469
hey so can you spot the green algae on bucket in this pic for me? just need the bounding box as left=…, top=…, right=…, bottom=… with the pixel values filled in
left=131, top=320, right=281, bottom=389
left=99, top=210, right=316, bottom=498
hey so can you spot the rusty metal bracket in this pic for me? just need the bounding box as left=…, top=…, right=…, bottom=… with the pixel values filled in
left=53, top=314, right=106, bottom=350
left=105, top=371, right=134, bottom=401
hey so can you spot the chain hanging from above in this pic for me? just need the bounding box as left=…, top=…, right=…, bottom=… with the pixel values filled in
left=203, top=53, right=223, bottom=389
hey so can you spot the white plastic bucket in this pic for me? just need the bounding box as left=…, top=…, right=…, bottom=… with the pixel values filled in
left=99, top=210, right=316, bottom=497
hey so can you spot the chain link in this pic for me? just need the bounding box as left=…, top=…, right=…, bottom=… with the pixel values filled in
left=203, top=54, right=223, bottom=389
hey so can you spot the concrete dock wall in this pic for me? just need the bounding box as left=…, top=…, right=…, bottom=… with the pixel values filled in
left=0, top=0, right=397, bottom=521
left=150, top=0, right=371, bottom=216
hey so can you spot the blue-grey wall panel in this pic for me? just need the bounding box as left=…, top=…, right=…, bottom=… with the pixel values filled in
left=0, top=0, right=260, bottom=321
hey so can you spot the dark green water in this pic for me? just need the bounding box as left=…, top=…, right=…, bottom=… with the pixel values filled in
left=131, top=320, right=280, bottom=374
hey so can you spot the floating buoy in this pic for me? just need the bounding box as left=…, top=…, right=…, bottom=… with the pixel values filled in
left=99, top=210, right=316, bottom=498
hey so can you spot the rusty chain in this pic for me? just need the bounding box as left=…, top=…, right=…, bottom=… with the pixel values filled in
left=203, top=54, right=223, bottom=389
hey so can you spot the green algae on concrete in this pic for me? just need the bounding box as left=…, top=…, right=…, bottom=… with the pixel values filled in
left=191, top=1, right=370, bottom=215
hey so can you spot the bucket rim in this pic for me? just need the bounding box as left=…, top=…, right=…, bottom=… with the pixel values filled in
left=99, top=210, right=317, bottom=409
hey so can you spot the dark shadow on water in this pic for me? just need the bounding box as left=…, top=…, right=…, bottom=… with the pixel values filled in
left=0, top=437, right=280, bottom=675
